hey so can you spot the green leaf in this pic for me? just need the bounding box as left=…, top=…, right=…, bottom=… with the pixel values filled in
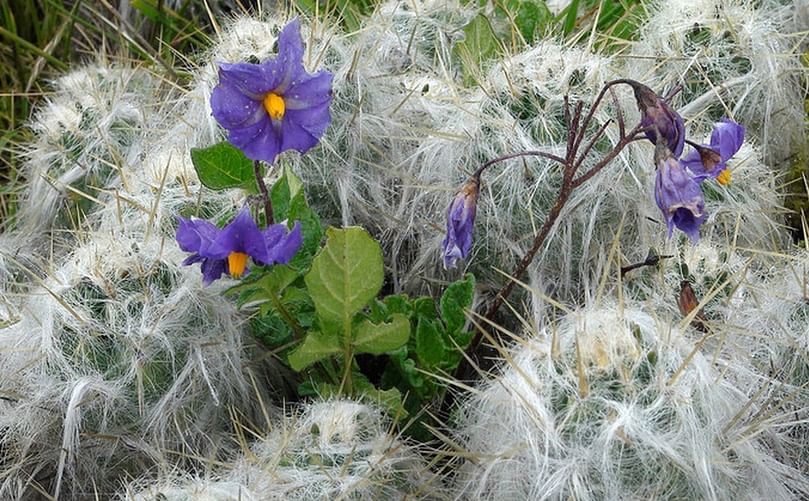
left=353, top=314, right=410, bottom=355
left=288, top=194, right=324, bottom=261
left=272, top=165, right=324, bottom=263
left=450, top=329, right=475, bottom=351
left=353, top=374, right=408, bottom=418
left=413, top=297, right=438, bottom=320
left=560, top=0, right=581, bottom=36
left=270, top=165, right=304, bottom=220
left=190, top=141, right=258, bottom=193
left=367, top=294, right=413, bottom=324
left=415, top=318, right=446, bottom=369
left=304, top=227, right=384, bottom=337
left=251, top=313, right=293, bottom=348
left=507, top=0, right=552, bottom=44
left=225, top=265, right=299, bottom=309
left=383, top=294, right=413, bottom=317
left=440, top=273, right=475, bottom=334
left=297, top=379, right=319, bottom=397
left=454, top=13, right=500, bottom=85
left=287, top=330, right=342, bottom=371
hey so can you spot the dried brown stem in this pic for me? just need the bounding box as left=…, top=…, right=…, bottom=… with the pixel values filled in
left=473, top=150, right=567, bottom=177
left=253, top=160, right=274, bottom=226
left=455, top=79, right=646, bottom=382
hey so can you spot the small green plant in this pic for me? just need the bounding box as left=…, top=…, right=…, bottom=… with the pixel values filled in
left=190, top=137, right=476, bottom=423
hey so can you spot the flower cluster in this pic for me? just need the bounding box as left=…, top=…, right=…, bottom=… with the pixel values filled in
left=439, top=81, right=747, bottom=270
left=210, top=18, right=333, bottom=165
left=177, top=206, right=302, bottom=285
left=634, top=81, right=745, bottom=241
left=178, top=18, right=331, bottom=283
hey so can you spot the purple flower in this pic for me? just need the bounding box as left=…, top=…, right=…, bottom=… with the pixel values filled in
left=177, top=206, right=302, bottom=285
left=442, top=175, right=480, bottom=269
left=630, top=81, right=685, bottom=157
left=654, top=142, right=706, bottom=242
left=210, top=18, right=333, bottom=164
left=681, top=118, right=745, bottom=185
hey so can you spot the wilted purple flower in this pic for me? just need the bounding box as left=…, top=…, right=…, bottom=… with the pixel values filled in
left=654, top=142, right=706, bottom=242
left=442, top=175, right=480, bottom=269
left=630, top=81, right=685, bottom=157
left=177, top=206, right=302, bottom=285
left=681, top=118, right=745, bottom=185
left=210, top=18, right=333, bottom=164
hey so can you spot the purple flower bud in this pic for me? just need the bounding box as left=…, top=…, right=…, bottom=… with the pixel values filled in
left=654, top=142, right=706, bottom=242
left=630, top=81, right=685, bottom=157
left=210, top=18, right=333, bottom=165
left=176, top=206, right=303, bottom=285
left=681, top=118, right=745, bottom=184
left=442, top=175, right=480, bottom=269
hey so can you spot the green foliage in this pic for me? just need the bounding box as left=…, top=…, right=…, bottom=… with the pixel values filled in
left=190, top=141, right=260, bottom=193
left=288, top=329, right=343, bottom=370
left=454, top=13, right=501, bottom=85
left=555, top=0, right=645, bottom=48
left=353, top=314, right=410, bottom=354
left=229, top=173, right=415, bottom=416
left=304, top=226, right=384, bottom=336
left=293, top=0, right=380, bottom=33
left=290, top=226, right=410, bottom=370
left=374, top=274, right=477, bottom=438
left=509, top=0, right=553, bottom=45
left=271, top=165, right=325, bottom=263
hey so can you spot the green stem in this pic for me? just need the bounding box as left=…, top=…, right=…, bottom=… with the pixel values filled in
left=318, top=360, right=340, bottom=385
left=340, top=346, right=354, bottom=395
left=265, top=288, right=304, bottom=341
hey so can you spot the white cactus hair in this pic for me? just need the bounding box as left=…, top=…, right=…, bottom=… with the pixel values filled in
left=123, top=399, right=442, bottom=500
left=625, top=0, right=805, bottom=162
left=725, top=248, right=809, bottom=469
left=238, top=0, right=797, bottom=302
left=0, top=0, right=805, bottom=498
left=0, top=227, right=282, bottom=498
left=19, top=65, right=153, bottom=239
left=0, top=30, right=287, bottom=499
left=452, top=302, right=809, bottom=499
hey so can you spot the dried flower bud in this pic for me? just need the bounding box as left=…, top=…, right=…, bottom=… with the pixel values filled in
left=630, top=81, right=685, bottom=157
left=442, top=175, right=480, bottom=269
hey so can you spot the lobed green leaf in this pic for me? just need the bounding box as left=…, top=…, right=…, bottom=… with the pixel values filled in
left=304, top=227, right=384, bottom=337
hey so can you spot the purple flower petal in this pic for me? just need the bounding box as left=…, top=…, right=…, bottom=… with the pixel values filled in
left=176, top=217, right=219, bottom=255
left=285, top=71, right=333, bottom=110
left=285, top=100, right=331, bottom=138
left=672, top=208, right=703, bottom=242
left=218, top=62, right=275, bottom=98
left=211, top=18, right=332, bottom=164
left=200, top=257, right=228, bottom=286
left=681, top=119, right=744, bottom=183
left=263, top=222, right=303, bottom=264
left=632, top=82, right=685, bottom=157
left=711, top=118, right=745, bottom=161
left=654, top=144, right=705, bottom=242
left=211, top=82, right=264, bottom=129
left=442, top=177, right=480, bottom=269
left=681, top=146, right=721, bottom=181
left=273, top=18, right=306, bottom=93
left=280, top=113, right=325, bottom=153
left=207, top=206, right=270, bottom=263
left=227, top=117, right=282, bottom=164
